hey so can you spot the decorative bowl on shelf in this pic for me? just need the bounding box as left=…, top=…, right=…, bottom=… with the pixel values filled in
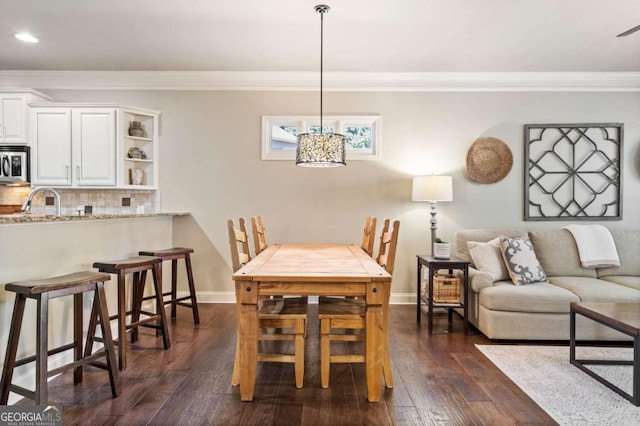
left=127, top=147, right=146, bottom=159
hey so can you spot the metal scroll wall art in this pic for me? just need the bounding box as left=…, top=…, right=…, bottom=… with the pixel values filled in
left=524, top=123, right=623, bottom=221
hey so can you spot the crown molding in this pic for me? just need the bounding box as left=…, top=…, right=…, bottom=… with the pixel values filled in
left=1, top=70, right=640, bottom=92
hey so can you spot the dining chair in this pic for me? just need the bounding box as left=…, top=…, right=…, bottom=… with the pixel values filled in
left=251, top=215, right=268, bottom=256
left=227, top=218, right=308, bottom=388
left=361, top=216, right=377, bottom=257
left=318, top=219, right=400, bottom=389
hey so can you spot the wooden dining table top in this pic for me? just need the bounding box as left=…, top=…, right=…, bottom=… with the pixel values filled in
left=233, top=243, right=392, bottom=283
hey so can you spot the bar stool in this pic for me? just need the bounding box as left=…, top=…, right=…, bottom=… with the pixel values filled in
left=85, top=256, right=170, bottom=370
left=0, top=271, right=119, bottom=405
left=138, top=247, right=199, bottom=324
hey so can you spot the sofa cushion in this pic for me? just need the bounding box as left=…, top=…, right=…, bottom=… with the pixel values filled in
left=467, top=238, right=509, bottom=281
left=529, top=229, right=597, bottom=278
left=597, top=230, right=640, bottom=277
left=454, top=229, right=528, bottom=264
left=468, top=268, right=495, bottom=293
left=479, top=281, right=579, bottom=313
left=548, top=276, right=640, bottom=303
left=500, top=237, right=547, bottom=285
left=599, top=276, right=640, bottom=291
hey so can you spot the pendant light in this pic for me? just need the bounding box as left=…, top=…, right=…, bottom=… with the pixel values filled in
left=296, top=4, right=346, bottom=168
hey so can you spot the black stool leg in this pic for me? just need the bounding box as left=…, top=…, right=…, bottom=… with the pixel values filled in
left=73, top=292, right=83, bottom=384
left=35, top=293, right=49, bottom=405
left=0, top=294, right=27, bottom=404
left=170, top=259, right=178, bottom=319
left=151, top=263, right=171, bottom=349
left=83, top=295, right=100, bottom=359
left=95, top=282, right=120, bottom=397
left=185, top=254, right=200, bottom=324
left=116, top=270, right=127, bottom=370
left=131, top=271, right=145, bottom=343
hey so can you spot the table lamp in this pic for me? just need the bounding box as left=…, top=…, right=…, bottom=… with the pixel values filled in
left=411, top=175, right=453, bottom=256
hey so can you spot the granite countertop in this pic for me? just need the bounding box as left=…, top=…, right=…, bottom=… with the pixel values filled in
left=0, top=212, right=190, bottom=224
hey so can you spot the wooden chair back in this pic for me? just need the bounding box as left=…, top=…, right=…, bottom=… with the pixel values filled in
left=251, top=215, right=268, bottom=256
left=227, top=218, right=251, bottom=272
left=376, top=219, right=400, bottom=275
left=360, top=216, right=377, bottom=257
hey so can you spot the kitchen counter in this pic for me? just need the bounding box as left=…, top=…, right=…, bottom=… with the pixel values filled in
left=0, top=212, right=189, bottom=224
left=1, top=212, right=178, bottom=394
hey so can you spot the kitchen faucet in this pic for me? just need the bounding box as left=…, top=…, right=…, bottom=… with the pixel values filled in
left=21, top=187, right=61, bottom=216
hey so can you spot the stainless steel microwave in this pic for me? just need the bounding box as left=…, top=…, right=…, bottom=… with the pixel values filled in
left=0, top=145, right=30, bottom=185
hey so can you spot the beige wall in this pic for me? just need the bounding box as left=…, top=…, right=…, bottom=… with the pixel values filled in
left=44, top=89, right=640, bottom=301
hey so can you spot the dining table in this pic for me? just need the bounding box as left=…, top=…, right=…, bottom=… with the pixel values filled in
left=232, top=243, right=392, bottom=402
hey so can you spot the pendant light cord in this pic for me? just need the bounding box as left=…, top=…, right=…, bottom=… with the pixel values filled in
left=319, top=8, right=324, bottom=131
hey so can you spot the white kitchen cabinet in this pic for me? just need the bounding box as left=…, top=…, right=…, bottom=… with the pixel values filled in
left=30, top=106, right=116, bottom=187
left=0, top=90, right=52, bottom=144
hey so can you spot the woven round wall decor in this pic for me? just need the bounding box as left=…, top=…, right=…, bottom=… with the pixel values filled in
left=466, top=137, right=513, bottom=184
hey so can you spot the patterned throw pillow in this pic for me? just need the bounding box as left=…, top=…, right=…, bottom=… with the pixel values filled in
left=499, top=236, right=547, bottom=285
left=467, top=237, right=510, bottom=282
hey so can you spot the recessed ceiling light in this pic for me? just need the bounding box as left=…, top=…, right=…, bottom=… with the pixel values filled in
left=14, top=32, right=39, bottom=43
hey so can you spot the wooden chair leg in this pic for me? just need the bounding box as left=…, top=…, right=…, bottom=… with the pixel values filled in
left=295, top=319, right=305, bottom=389
left=231, top=339, right=240, bottom=386
left=382, top=290, right=393, bottom=388
left=320, top=319, right=331, bottom=389
left=382, top=339, right=393, bottom=388
left=0, top=294, right=26, bottom=404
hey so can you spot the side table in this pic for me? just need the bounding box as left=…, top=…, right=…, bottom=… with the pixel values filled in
left=416, top=255, right=470, bottom=334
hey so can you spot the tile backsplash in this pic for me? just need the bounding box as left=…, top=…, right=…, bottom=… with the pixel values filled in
left=0, top=187, right=160, bottom=216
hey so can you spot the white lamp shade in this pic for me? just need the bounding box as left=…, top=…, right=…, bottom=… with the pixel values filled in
left=411, top=175, right=453, bottom=202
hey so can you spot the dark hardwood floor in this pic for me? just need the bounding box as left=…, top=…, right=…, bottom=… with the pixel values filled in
left=34, top=304, right=556, bottom=425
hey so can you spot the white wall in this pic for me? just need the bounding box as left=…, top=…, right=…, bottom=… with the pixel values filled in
left=43, top=89, right=640, bottom=301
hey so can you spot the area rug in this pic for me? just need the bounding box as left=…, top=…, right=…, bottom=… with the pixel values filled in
left=476, top=345, right=639, bottom=426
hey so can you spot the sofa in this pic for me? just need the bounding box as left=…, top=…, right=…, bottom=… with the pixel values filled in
left=453, top=228, right=640, bottom=340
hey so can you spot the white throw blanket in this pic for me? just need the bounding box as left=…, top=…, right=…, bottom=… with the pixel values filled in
left=564, top=224, right=620, bottom=268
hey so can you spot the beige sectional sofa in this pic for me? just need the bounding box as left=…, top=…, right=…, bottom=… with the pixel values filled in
left=453, top=228, right=640, bottom=340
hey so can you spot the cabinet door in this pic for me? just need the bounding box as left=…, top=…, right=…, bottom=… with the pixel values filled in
left=30, top=108, right=72, bottom=186
left=72, top=108, right=116, bottom=186
left=0, top=94, right=27, bottom=144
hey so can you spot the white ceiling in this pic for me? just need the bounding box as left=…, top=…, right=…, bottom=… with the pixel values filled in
left=1, top=0, right=639, bottom=74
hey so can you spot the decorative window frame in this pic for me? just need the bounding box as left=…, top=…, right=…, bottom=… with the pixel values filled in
left=261, top=115, right=381, bottom=161
left=524, top=123, right=623, bottom=221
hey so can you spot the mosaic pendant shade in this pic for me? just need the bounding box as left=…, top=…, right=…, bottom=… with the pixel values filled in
left=296, top=132, right=346, bottom=167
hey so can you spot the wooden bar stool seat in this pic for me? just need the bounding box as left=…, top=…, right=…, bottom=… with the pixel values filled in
left=85, top=256, right=170, bottom=370
left=0, top=271, right=119, bottom=405
left=138, top=247, right=199, bottom=324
